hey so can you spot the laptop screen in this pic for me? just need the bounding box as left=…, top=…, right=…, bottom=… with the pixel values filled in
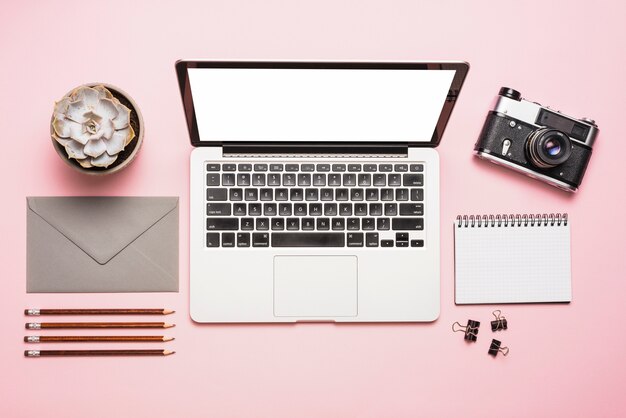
left=178, top=62, right=468, bottom=146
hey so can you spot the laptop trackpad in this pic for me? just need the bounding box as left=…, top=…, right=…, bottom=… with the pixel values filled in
left=273, top=256, right=358, bottom=318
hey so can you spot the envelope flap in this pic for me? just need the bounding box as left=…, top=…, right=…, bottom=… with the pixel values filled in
left=27, top=197, right=179, bottom=265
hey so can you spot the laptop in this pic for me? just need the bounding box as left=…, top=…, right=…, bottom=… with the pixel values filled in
left=176, top=60, right=469, bottom=323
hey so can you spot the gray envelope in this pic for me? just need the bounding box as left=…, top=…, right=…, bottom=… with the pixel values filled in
left=27, top=197, right=179, bottom=293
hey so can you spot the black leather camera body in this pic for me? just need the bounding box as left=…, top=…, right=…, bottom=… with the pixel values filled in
left=474, top=87, right=598, bottom=192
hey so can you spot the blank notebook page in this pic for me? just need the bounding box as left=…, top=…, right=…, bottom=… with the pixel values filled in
left=454, top=215, right=571, bottom=304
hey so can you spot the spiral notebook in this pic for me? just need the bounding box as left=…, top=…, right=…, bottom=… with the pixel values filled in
left=454, top=213, right=571, bottom=304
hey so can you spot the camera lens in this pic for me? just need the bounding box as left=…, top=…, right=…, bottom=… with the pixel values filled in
left=525, top=128, right=572, bottom=168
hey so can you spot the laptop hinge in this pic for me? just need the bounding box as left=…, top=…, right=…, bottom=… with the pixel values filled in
left=222, top=143, right=409, bottom=158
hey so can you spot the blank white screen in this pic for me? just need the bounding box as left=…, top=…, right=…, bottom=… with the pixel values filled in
left=188, top=68, right=455, bottom=142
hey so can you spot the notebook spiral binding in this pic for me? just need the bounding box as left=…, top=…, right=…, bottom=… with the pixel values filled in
left=456, top=213, right=568, bottom=228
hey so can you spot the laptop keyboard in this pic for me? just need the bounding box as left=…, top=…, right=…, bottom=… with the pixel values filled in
left=205, top=162, right=425, bottom=248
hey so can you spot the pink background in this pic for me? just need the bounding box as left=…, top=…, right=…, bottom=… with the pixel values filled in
left=1, top=1, right=625, bottom=417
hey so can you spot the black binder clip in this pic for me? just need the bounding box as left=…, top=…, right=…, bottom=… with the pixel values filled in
left=488, top=339, right=509, bottom=357
left=491, top=310, right=508, bottom=331
left=452, top=320, right=480, bottom=342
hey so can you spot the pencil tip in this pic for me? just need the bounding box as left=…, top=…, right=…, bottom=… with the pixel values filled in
left=164, top=350, right=175, bottom=356
left=163, top=337, right=175, bottom=342
left=164, top=323, right=175, bottom=328
left=163, top=309, right=175, bottom=315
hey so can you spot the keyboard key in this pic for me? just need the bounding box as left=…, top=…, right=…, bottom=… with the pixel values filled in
left=283, top=173, right=296, bottom=186
left=229, top=188, right=243, bottom=201
left=233, top=203, right=246, bottom=216
left=241, top=218, right=254, bottom=230
left=237, top=173, right=250, bottom=186
left=290, top=189, right=303, bottom=201
left=206, top=233, right=219, bottom=247
left=275, top=189, right=288, bottom=201
left=388, top=174, right=401, bottom=186
left=222, top=164, right=236, bottom=172
left=381, top=189, right=394, bottom=201
left=365, top=189, right=378, bottom=201
left=400, top=203, right=424, bottom=216
left=252, top=173, right=266, bottom=186
left=268, top=173, right=281, bottom=186
left=332, top=218, right=345, bottom=230
left=254, top=164, right=268, bottom=172
left=347, top=232, right=364, bottom=247
left=270, top=164, right=284, bottom=172
left=207, top=218, right=238, bottom=230
left=332, top=164, right=346, bottom=172
left=263, top=203, right=277, bottom=216
left=343, top=174, right=356, bottom=186
left=394, top=164, right=408, bottom=172
left=222, top=173, right=235, bottom=186
left=249, top=203, right=262, bottom=216
left=260, top=188, right=273, bottom=201
left=317, top=164, right=331, bottom=172
left=272, top=218, right=285, bottom=230
left=207, top=188, right=227, bottom=201
left=245, top=189, right=258, bottom=201
left=364, top=164, right=377, bottom=172
left=339, top=203, right=352, bottom=216
left=328, top=174, right=341, bottom=186
left=302, top=218, right=315, bottom=230
left=369, top=203, right=382, bottom=216
left=207, top=203, right=231, bottom=216
left=410, top=164, right=424, bottom=172
left=411, top=188, right=424, bottom=201
left=354, top=203, right=367, bottom=216
left=286, top=164, right=299, bottom=172
left=324, top=203, right=338, bottom=216
left=348, top=164, right=361, bottom=172
left=366, top=232, right=379, bottom=247
left=313, top=174, right=326, bottom=186
left=256, top=218, right=269, bottom=230
left=379, top=164, right=392, bottom=172
left=381, top=239, right=394, bottom=247
left=396, top=232, right=409, bottom=242
left=396, top=241, right=408, bottom=247
left=279, top=203, right=292, bottom=216
left=298, top=174, right=311, bottom=186
left=336, top=189, right=349, bottom=201
left=237, top=232, right=250, bottom=247
left=392, top=218, right=424, bottom=230
left=320, top=189, right=334, bottom=201
left=253, top=232, right=270, bottom=247
left=362, top=218, right=375, bottom=230
left=384, top=203, right=397, bottom=216
left=373, top=174, right=386, bottom=186
left=411, top=239, right=424, bottom=247
left=305, top=189, right=318, bottom=201
left=222, top=232, right=235, bottom=247
left=403, top=174, right=424, bottom=187
left=238, top=164, right=252, bottom=172
left=294, top=203, right=307, bottom=216
left=317, top=218, right=330, bottom=230
left=272, top=232, right=344, bottom=247
left=206, top=173, right=220, bottom=186
left=206, top=163, right=220, bottom=171
left=350, top=188, right=363, bottom=201
left=347, top=218, right=360, bottom=230
left=286, top=218, right=300, bottom=230
left=377, top=218, right=390, bottom=230
left=309, top=203, right=322, bottom=216
left=358, top=174, right=371, bottom=186
left=395, top=188, right=409, bottom=201
left=301, top=164, right=315, bottom=172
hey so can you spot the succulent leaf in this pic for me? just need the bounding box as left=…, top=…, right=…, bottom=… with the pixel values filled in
left=83, top=139, right=107, bottom=158
left=91, top=152, right=118, bottom=168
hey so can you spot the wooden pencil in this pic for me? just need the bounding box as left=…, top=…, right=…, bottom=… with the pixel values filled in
left=24, top=349, right=175, bottom=357
left=24, top=336, right=174, bottom=343
left=25, top=322, right=175, bottom=329
left=24, top=308, right=174, bottom=316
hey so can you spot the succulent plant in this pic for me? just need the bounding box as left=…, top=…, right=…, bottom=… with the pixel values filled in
left=52, top=85, right=135, bottom=168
